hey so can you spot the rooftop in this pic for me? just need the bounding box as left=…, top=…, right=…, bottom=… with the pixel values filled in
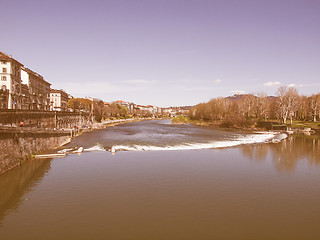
left=0, top=51, right=23, bottom=66
left=22, top=67, right=51, bottom=86
left=50, top=89, right=68, bottom=95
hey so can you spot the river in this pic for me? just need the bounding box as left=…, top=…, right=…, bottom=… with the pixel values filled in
left=1, top=120, right=320, bottom=239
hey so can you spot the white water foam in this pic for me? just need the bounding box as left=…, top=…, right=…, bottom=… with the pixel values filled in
left=57, top=148, right=74, bottom=154
left=111, top=132, right=284, bottom=152
left=271, top=133, right=288, bottom=143
left=84, top=144, right=106, bottom=152
left=57, top=145, right=106, bottom=154
left=61, top=132, right=287, bottom=153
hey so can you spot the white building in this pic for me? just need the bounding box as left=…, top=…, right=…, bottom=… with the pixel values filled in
left=0, top=52, right=23, bottom=109
left=50, top=89, right=69, bottom=111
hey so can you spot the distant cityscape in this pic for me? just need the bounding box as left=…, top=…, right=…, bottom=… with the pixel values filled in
left=0, top=51, right=190, bottom=117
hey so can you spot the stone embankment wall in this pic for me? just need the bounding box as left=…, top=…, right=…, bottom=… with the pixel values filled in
left=0, top=109, right=89, bottom=129
left=0, top=129, right=71, bottom=175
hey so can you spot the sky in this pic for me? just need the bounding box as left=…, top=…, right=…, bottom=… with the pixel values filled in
left=1, top=0, right=320, bottom=107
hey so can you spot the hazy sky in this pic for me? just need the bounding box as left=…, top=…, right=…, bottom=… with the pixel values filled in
left=1, top=0, right=320, bottom=106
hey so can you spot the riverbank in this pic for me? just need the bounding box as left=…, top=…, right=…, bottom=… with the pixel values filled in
left=91, top=117, right=153, bottom=129
left=0, top=118, right=153, bottom=175
left=172, top=116, right=320, bottom=134
left=172, top=116, right=264, bottom=132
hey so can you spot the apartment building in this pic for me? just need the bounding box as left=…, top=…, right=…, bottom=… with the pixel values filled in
left=50, top=89, right=69, bottom=111
left=113, top=100, right=135, bottom=114
left=21, top=67, right=51, bottom=110
left=0, top=52, right=23, bottom=109
left=0, top=82, right=9, bottom=109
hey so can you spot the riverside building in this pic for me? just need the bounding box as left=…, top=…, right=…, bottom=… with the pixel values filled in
left=50, top=89, right=69, bottom=111
left=0, top=51, right=65, bottom=111
left=21, top=67, right=51, bottom=110
left=0, top=52, right=23, bottom=109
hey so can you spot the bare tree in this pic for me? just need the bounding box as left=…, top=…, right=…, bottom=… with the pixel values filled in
left=296, top=95, right=308, bottom=121
left=286, top=87, right=299, bottom=124
left=254, top=92, right=269, bottom=120
left=275, top=86, right=288, bottom=124
left=275, top=86, right=299, bottom=124
left=242, top=94, right=256, bottom=119
left=309, top=94, right=320, bottom=122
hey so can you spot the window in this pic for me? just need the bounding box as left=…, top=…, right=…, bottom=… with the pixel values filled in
left=1, top=61, right=6, bottom=64
left=1, top=76, right=7, bottom=81
left=2, top=68, right=7, bottom=73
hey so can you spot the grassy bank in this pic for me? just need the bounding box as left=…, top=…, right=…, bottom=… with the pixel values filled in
left=172, top=115, right=258, bottom=130
left=172, top=115, right=320, bottom=132
left=289, top=120, right=320, bottom=129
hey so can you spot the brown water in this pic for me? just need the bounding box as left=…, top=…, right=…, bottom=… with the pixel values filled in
left=1, top=121, right=320, bottom=240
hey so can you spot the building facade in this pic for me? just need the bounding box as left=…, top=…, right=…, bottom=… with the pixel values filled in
left=50, top=89, right=69, bottom=111
left=0, top=52, right=23, bottom=109
left=113, top=100, right=136, bottom=114
left=21, top=67, right=51, bottom=110
left=0, top=84, right=9, bottom=109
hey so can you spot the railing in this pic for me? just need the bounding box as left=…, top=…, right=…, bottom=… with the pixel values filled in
left=0, top=110, right=90, bottom=129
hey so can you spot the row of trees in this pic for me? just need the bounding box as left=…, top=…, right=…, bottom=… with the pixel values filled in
left=68, top=98, right=129, bottom=122
left=67, top=98, right=157, bottom=122
left=189, top=87, right=320, bottom=125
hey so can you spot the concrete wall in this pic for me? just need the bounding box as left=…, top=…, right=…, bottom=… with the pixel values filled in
left=0, top=130, right=71, bottom=175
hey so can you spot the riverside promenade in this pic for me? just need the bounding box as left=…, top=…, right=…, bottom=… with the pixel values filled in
left=90, top=118, right=146, bottom=129
left=0, top=109, right=89, bottom=129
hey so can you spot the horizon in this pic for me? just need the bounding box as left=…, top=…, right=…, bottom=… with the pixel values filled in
left=1, top=0, right=319, bottom=107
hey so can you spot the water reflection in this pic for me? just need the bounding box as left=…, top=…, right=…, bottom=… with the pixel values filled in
left=0, top=158, right=52, bottom=224
left=241, top=135, right=320, bottom=172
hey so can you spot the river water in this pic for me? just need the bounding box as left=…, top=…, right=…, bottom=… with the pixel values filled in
left=1, top=120, right=320, bottom=239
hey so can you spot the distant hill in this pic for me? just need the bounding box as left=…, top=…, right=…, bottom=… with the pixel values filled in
left=226, top=94, right=276, bottom=102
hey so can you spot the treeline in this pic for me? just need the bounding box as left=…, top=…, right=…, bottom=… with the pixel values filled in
left=67, top=98, right=156, bottom=122
left=68, top=98, right=129, bottom=122
left=189, top=86, right=320, bottom=126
